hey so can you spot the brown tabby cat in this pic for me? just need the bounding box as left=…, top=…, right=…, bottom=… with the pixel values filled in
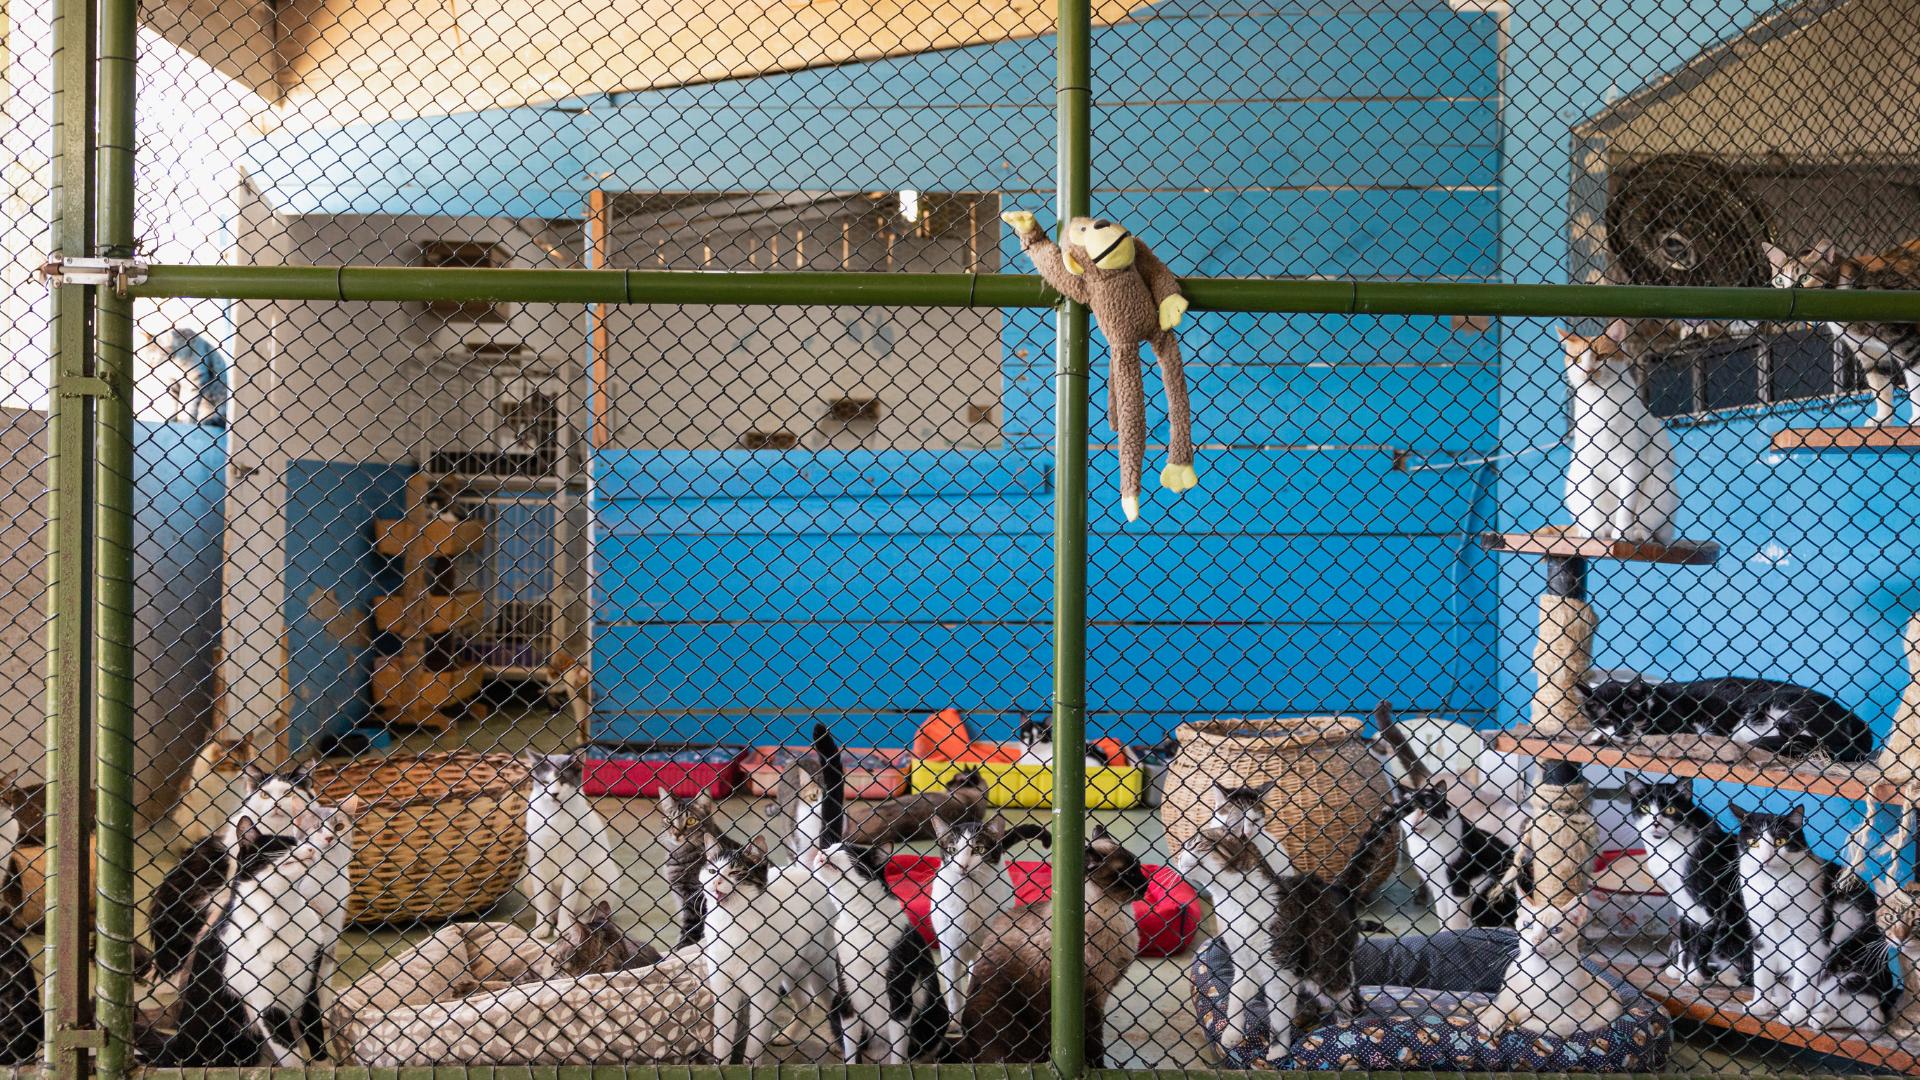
left=959, top=823, right=1150, bottom=1066
left=1765, top=239, right=1920, bottom=425
left=657, top=792, right=730, bottom=947
left=541, top=899, right=662, bottom=979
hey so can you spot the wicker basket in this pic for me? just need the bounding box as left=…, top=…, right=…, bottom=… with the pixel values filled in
left=1162, top=717, right=1396, bottom=893
left=312, top=751, right=531, bottom=925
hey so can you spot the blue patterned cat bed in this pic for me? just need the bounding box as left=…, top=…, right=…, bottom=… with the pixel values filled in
left=1191, top=934, right=1670, bottom=1071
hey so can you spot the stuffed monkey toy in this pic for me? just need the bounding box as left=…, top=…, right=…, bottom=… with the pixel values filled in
left=1002, top=210, right=1198, bottom=521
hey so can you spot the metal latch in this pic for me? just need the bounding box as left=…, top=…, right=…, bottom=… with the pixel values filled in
left=53, top=1026, right=107, bottom=1051
left=38, top=254, right=149, bottom=295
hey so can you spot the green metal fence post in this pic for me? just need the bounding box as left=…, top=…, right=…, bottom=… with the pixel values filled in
left=92, top=0, right=139, bottom=1066
left=46, top=0, right=99, bottom=1065
left=1050, top=0, right=1092, bottom=1072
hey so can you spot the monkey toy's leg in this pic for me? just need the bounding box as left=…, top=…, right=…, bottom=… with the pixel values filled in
left=1150, top=328, right=1197, bottom=493
left=1109, top=338, right=1147, bottom=522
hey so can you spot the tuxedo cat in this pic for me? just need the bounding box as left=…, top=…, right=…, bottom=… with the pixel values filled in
left=961, top=823, right=1149, bottom=1066
left=523, top=750, right=626, bottom=941
left=1014, top=717, right=1107, bottom=769
left=1586, top=676, right=1874, bottom=762
left=1735, top=806, right=1891, bottom=1029
left=152, top=813, right=349, bottom=1066
left=815, top=842, right=947, bottom=1063
left=1625, top=779, right=1752, bottom=985
left=143, top=764, right=319, bottom=986
left=1560, top=319, right=1678, bottom=543
left=1399, top=780, right=1525, bottom=930
left=930, top=816, right=1052, bottom=1026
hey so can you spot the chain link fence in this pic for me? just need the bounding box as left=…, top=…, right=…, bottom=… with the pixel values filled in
left=7, top=0, right=1920, bottom=1072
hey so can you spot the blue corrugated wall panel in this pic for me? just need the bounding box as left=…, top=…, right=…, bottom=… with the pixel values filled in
left=587, top=1, right=1503, bottom=747
left=283, top=460, right=410, bottom=748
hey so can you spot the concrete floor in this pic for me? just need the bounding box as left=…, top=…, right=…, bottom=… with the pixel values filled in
left=121, top=705, right=1813, bottom=1072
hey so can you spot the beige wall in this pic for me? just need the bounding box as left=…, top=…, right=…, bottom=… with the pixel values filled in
left=601, top=192, right=1004, bottom=452
left=222, top=189, right=594, bottom=742
left=1602, top=0, right=1920, bottom=164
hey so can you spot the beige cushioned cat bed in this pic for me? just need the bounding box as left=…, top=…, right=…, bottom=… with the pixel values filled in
left=330, top=922, right=708, bottom=1066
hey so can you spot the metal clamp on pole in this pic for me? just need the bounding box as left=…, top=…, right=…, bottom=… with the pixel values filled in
left=38, top=253, right=149, bottom=296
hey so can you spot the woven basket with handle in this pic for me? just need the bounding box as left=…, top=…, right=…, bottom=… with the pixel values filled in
left=313, top=750, right=531, bottom=925
left=1162, top=716, right=1396, bottom=893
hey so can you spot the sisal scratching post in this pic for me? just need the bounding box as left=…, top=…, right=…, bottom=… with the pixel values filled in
left=1530, top=593, right=1597, bottom=738
left=1878, top=612, right=1920, bottom=789
left=1527, top=782, right=1595, bottom=904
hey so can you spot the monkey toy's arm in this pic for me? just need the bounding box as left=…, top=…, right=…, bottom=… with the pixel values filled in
left=1000, top=211, right=1090, bottom=305
left=1131, top=240, right=1189, bottom=331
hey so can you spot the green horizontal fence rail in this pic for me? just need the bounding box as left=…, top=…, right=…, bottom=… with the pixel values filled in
left=130, top=265, right=1920, bottom=320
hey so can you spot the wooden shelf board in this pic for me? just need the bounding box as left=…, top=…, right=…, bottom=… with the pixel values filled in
left=1604, top=962, right=1920, bottom=1075
left=1772, top=426, right=1920, bottom=452
left=1480, top=527, right=1720, bottom=566
left=1492, top=725, right=1899, bottom=802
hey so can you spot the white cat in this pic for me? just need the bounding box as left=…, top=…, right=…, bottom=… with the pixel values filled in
left=701, top=836, right=843, bottom=1064
left=1479, top=893, right=1623, bottom=1037
left=522, top=751, right=625, bottom=941
left=1561, top=319, right=1678, bottom=543
left=172, top=734, right=256, bottom=850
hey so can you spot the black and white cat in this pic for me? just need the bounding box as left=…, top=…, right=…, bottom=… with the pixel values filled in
left=700, top=834, right=845, bottom=1063
left=143, top=764, right=320, bottom=988
left=930, top=816, right=1051, bottom=1026
left=1398, top=780, right=1524, bottom=930
left=1013, top=717, right=1106, bottom=769
left=814, top=842, right=947, bottom=1063
left=1586, top=676, right=1875, bottom=762
left=151, top=810, right=351, bottom=1066
left=1625, top=779, right=1752, bottom=985
left=1734, top=806, right=1893, bottom=1030
left=524, top=750, right=626, bottom=941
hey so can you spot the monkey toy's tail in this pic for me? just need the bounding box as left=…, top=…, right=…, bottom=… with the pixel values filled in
left=1111, top=340, right=1148, bottom=522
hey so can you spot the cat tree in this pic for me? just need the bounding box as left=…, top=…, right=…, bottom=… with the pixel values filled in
left=1483, top=526, right=1720, bottom=904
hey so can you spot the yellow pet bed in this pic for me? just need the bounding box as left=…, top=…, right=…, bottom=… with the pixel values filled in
left=330, top=922, right=708, bottom=1066
left=911, top=759, right=1145, bottom=809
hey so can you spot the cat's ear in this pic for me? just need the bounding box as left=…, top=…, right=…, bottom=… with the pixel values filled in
left=591, top=899, right=613, bottom=923
left=1251, top=779, right=1276, bottom=800
left=658, top=790, right=677, bottom=812
left=1556, top=325, right=1573, bottom=343
left=1209, top=781, right=1231, bottom=808
left=1626, top=777, right=1651, bottom=798
left=1603, top=318, right=1632, bottom=345
left=1763, top=242, right=1791, bottom=272
left=931, top=814, right=951, bottom=842
left=690, top=793, right=716, bottom=816
left=1809, top=239, right=1839, bottom=266
left=1088, top=820, right=1111, bottom=843
left=242, top=761, right=271, bottom=789
left=1785, top=805, right=1806, bottom=830
left=741, top=836, right=767, bottom=864
left=233, top=816, right=261, bottom=845
left=982, top=817, right=1007, bottom=842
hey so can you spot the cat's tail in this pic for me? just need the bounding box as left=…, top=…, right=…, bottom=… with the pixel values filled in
left=812, top=721, right=844, bottom=849
left=1335, top=793, right=1421, bottom=895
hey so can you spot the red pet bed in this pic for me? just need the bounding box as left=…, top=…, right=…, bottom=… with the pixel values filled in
left=581, top=744, right=746, bottom=798
left=883, top=854, right=1201, bottom=959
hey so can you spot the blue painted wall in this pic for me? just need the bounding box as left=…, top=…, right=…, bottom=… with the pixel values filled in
left=283, top=460, right=410, bottom=748
left=582, top=0, right=1505, bottom=747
